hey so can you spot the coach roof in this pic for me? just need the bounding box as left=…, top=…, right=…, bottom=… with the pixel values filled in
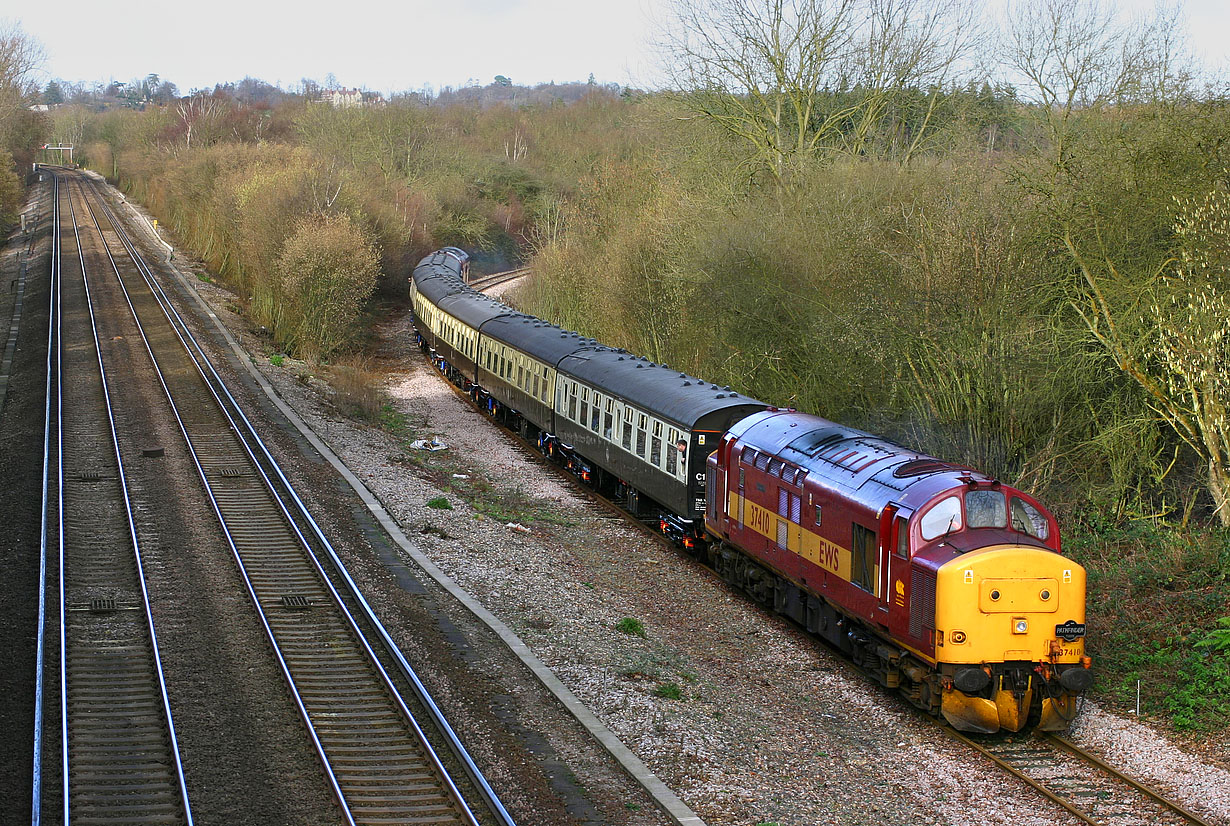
left=559, top=346, right=763, bottom=429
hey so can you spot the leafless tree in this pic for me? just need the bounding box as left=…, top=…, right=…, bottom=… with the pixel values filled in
left=999, top=0, right=1171, bottom=169
left=0, top=22, right=45, bottom=145
left=657, top=0, right=977, bottom=183
left=175, top=94, right=225, bottom=149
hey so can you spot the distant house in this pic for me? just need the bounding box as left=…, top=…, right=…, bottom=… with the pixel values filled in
left=319, top=88, right=385, bottom=109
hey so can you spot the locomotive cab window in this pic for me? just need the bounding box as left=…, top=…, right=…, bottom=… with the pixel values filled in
left=920, top=496, right=962, bottom=541
left=1010, top=497, right=1049, bottom=540
left=966, top=489, right=1006, bottom=529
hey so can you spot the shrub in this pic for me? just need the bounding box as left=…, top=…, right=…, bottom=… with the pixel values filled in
left=278, top=212, right=381, bottom=360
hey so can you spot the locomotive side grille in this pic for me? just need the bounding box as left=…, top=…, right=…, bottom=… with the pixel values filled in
left=910, top=566, right=937, bottom=639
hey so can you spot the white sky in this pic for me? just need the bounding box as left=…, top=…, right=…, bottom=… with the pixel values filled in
left=10, top=0, right=1229, bottom=96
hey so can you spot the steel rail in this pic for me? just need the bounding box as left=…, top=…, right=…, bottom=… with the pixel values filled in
left=79, top=175, right=492, bottom=826
left=92, top=183, right=519, bottom=826
left=51, top=173, right=192, bottom=824
left=31, top=173, right=59, bottom=826
left=941, top=724, right=1217, bottom=826
left=1045, top=734, right=1214, bottom=826
left=939, top=726, right=1097, bottom=825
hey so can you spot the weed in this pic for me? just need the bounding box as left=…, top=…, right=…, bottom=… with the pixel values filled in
left=326, top=356, right=384, bottom=422
left=418, top=524, right=450, bottom=539
left=625, top=802, right=641, bottom=811
left=268, top=354, right=285, bottom=367
left=654, top=682, right=683, bottom=700
left=616, top=617, right=646, bottom=637
left=426, top=497, right=453, bottom=510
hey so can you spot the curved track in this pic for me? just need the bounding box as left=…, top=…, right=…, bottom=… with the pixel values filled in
left=37, top=170, right=516, bottom=826
left=942, top=726, right=1218, bottom=826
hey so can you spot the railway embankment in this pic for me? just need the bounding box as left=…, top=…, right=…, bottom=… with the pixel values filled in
left=97, top=177, right=1230, bottom=826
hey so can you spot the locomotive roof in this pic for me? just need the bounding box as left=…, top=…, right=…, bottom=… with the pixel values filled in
left=559, top=347, right=765, bottom=429
left=728, top=409, right=995, bottom=514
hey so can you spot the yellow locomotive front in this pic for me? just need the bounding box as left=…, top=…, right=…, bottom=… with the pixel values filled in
left=934, top=545, right=1092, bottom=733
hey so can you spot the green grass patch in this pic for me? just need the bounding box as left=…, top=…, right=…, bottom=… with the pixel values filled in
left=654, top=682, right=683, bottom=700
left=268, top=354, right=285, bottom=367
left=426, top=497, right=453, bottom=510
left=616, top=617, right=646, bottom=637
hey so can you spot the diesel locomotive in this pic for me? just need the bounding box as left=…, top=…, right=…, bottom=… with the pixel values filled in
left=410, top=248, right=1093, bottom=733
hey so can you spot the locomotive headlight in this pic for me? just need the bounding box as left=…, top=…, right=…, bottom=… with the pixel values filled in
left=1013, top=618, right=1028, bottom=635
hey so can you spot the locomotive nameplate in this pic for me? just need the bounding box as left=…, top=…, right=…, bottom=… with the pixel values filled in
left=1055, top=620, right=1086, bottom=641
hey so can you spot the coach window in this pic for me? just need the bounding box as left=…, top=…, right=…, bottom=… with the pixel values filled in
left=920, top=496, right=963, bottom=541
left=568, top=384, right=578, bottom=420
left=580, top=389, right=589, bottom=428
left=636, top=414, right=648, bottom=458
left=665, top=428, right=679, bottom=475
left=650, top=421, right=663, bottom=467
left=852, top=524, right=876, bottom=592
left=518, top=365, right=525, bottom=389
left=604, top=400, right=614, bottom=440
left=622, top=407, right=633, bottom=451
left=591, top=397, right=601, bottom=432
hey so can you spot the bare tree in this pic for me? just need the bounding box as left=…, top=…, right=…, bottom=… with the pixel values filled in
left=0, top=22, right=45, bottom=145
left=658, top=0, right=976, bottom=183
left=175, top=94, right=226, bottom=149
left=999, top=0, right=1167, bottom=169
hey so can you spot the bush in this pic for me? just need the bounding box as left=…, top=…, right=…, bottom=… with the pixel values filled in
left=278, top=213, right=381, bottom=360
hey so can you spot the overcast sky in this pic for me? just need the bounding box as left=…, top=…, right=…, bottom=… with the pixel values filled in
left=10, top=0, right=1229, bottom=96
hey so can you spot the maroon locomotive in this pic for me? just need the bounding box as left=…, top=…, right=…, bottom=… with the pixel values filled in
left=704, top=408, right=1091, bottom=733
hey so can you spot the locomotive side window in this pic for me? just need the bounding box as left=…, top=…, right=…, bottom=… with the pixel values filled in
left=1010, top=497, right=1049, bottom=540
left=852, top=524, right=876, bottom=592
left=967, top=490, right=1007, bottom=528
left=920, top=496, right=962, bottom=540
left=894, top=515, right=909, bottom=558
left=814, top=503, right=822, bottom=526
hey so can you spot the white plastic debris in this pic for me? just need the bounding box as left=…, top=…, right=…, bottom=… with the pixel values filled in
left=505, top=522, right=531, bottom=533
left=409, top=438, right=449, bottom=451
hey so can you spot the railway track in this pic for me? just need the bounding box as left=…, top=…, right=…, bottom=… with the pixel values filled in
left=468, top=267, right=529, bottom=293
left=37, top=169, right=516, bottom=826
left=35, top=173, right=192, bottom=824
left=943, top=726, right=1219, bottom=826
